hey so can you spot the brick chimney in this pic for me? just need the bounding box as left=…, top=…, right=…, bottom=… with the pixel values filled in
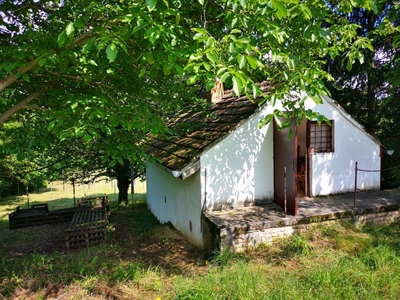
left=211, top=77, right=224, bottom=103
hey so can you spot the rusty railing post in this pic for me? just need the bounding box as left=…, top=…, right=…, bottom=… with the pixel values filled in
left=353, top=161, right=358, bottom=210
left=284, top=167, right=287, bottom=217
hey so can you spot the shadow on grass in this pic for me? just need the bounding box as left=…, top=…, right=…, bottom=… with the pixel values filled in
left=0, top=199, right=202, bottom=299
left=0, top=218, right=9, bottom=230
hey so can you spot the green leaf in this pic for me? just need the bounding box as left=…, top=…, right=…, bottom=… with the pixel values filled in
left=253, top=84, right=260, bottom=98
left=232, top=75, right=243, bottom=96
left=83, top=133, right=92, bottom=142
left=175, top=12, right=181, bottom=25
left=287, top=127, right=293, bottom=139
left=193, top=32, right=205, bottom=40
left=237, top=54, right=246, bottom=69
left=110, top=159, right=117, bottom=167
left=17, top=151, right=25, bottom=161
left=39, top=58, right=47, bottom=66
left=258, top=114, right=273, bottom=129
left=47, top=120, right=56, bottom=131
left=219, top=71, right=230, bottom=83
left=58, top=30, right=67, bottom=47
left=237, top=37, right=250, bottom=44
left=146, top=27, right=160, bottom=43
left=66, top=22, right=75, bottom=37
left=22, top=74, right=30, bottom=82
left=272, top=0, right=288, bottom=19
left=59, top=132, right=68, bottom=141
left=316, top=114, right=324, bottom=123
left=175, top=64, right=184, bottom=75
left=274, top=114, right=283, bottom=128
left=191, top=28, right=209, bottom=35
left=106, top=43, right=118, bottom=63
left=300, top=4, right=313, bottom=19
left=71, top=102, right=78, bottom=109
left=74, top=18, right=85, bottom=29
left=163, top=64, right=171, bottom=75
left=82, top=38, right=95, bottom=53
left=206, top=51, right=218, bottom=64
left=139, top=66, right=147, bottom=77
left=246, top=56, right=259, bottom=69
left=198, top=0, right=204, bottom=5
left=206, top=80, right=215, bottom=91
left=146, top=0, right=157, bottom=11
left=371, top=1, right=378, bottom=14
left=187, top=75, right=200, bottom=85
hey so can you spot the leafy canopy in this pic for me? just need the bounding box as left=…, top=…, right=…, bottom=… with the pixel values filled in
left=0, top=0, right=384, bottom=165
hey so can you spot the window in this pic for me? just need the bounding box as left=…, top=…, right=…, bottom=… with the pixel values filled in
left=307, top=121, right=334, bottom=153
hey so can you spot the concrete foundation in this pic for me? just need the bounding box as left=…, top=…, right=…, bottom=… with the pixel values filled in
left=203, top=189, right=400, bottom=253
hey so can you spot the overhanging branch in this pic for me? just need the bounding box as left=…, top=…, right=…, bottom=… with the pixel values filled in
left=0, top=87, right=48, bottom=124
left=0, top=30, right=94, bottom=93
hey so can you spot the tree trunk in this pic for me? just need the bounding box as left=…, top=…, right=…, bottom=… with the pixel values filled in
left=115, top=159, right=131, bottom=206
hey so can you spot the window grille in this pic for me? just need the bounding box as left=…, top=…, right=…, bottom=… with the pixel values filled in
left=308, top=121, right=333, bottom=153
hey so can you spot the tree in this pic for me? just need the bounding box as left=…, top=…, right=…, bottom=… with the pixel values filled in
left=0, top=122, right=46, bottom=197
left=323, top=0, right=400, bottom=187
left=1, top=0, right=384, bottom=188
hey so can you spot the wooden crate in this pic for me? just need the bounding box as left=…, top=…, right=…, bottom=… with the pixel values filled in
left=65, top=208, right=107, bottom=249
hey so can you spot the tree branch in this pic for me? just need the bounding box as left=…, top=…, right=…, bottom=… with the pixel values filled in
left=0, top=30, right=94, bottom=93
left=0, top=88, right=48, bottom=125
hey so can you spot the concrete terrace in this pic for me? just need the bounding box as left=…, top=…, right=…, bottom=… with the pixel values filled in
left=203, top=188, right=400, bottom=252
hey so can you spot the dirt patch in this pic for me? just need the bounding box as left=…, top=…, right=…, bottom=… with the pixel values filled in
left=0, top=208, right=206, bottom=299
left=109, top=210, right=204, bottom=274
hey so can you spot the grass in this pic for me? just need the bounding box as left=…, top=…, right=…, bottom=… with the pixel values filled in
left=1, top=183, right=400, bottom=299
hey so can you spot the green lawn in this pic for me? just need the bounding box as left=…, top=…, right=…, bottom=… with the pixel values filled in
left=1, top=182, right=400, bottom=299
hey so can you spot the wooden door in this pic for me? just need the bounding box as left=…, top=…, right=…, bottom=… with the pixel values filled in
left=273, top=118, right=298, bottom=215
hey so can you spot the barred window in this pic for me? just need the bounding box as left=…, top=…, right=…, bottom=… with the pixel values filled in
left=308, top=121, right=333, bottom=153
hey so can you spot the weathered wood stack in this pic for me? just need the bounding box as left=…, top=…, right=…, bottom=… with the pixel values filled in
left=8, top=204, right=50, bottom=229
left=65, top=195, right=110, bottom=249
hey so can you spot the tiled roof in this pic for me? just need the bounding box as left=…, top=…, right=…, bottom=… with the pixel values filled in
left=146, top=81, right=271, bottom=174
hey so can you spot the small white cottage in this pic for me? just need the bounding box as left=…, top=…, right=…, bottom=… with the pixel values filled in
left=146, top=82, right=381, bottom=249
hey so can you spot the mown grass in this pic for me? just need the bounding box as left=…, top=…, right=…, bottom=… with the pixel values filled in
left=1, top=183, right=400, bottom=299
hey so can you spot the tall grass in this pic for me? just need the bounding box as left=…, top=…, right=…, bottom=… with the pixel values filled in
left=173, top=222, right=400, bottom=300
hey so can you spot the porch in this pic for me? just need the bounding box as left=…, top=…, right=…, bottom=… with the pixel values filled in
left=203, top=188, right=400, bottom=253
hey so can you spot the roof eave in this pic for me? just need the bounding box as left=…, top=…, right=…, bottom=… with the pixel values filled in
left=153, top=159, right=200, bottom=180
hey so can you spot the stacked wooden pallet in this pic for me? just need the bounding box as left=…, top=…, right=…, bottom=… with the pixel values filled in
left=9, top=204, right=90, bottom=230
left=65, top=208, right=107, bottom=249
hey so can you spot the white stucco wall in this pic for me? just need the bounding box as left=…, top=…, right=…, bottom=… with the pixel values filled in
left=200, top=105, right=275, bottom=210
left=146, top=163, right=203, bottom=248
left=305, top=96, right=381, bottom=196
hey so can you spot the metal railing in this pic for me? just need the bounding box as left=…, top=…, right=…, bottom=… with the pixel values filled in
left=353, top=162, right=400, bottom=209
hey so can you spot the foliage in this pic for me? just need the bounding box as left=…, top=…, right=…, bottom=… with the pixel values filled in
left=323, top=0, right=400, bottom=187
left=0, top=123, right=46, bottom=197
left=0, top=0, right=385, bottom=164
